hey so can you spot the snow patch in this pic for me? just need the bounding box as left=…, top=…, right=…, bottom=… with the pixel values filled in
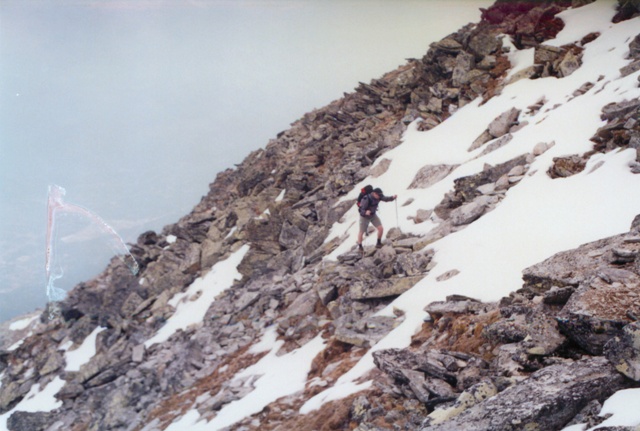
left=145, top=244, right=250, bottom=347
left=503, top=41, right=534, bottom=81
left=8, top=314, right=38, bottom=331
left=562, top=388, right=640, bottom=430
left=166, top=327, right=326, bottom=430
left=7, top=337, right=27, bottom=352
left=225, top=226, right=237, bottom=239
left=547, top=0, right=617, bottom=47
left=0, top=376, right=65, bottom=431
left=63, top=326, right=106, bottom=372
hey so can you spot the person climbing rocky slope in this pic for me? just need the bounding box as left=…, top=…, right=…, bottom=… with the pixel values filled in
left=2, top=1, right=640, bottom=430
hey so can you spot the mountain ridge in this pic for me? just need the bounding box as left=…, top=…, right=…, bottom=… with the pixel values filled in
left=2, top=1, right=640, bottom=430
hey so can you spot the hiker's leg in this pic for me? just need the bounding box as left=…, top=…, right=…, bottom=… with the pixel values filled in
left=358, top=217, right=368, bottom=245
left=371, top=215, right=383, bottom=241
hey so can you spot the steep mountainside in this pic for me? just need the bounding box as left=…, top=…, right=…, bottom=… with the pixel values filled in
left=2, top=1, right=640, bottom=430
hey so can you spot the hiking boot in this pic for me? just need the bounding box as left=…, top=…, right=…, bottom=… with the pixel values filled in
left=357, top=243, right=364, bottom=251
left=376, top=240, right=383, bottom=249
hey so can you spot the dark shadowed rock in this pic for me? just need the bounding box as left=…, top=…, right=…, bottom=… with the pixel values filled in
left=604, top=321, right=640, bottom=381
left=7, top=411, right=56, bottom=431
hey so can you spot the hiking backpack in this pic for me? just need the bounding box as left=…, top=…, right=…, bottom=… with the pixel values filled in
left=356, top=185, right=373, bottom=208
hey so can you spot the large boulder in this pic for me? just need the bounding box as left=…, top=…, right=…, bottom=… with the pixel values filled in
left=449, top=198, right=490, bottom=226
left=409, top=164, right=459, bottom=189
left=488, top=107, right=521, bottom=138
left=557, top=269, right=640, bottom=355
left=422, top=357, right=630, bottom=431
left=468, top=29, right=502, bottom=58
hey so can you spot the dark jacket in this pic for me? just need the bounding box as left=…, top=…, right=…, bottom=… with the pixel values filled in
left=358, top=193, right=394, bottom=218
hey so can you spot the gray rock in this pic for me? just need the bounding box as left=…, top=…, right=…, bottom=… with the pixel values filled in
left=200, top=238, right=230, bottom=269
left=370, top=158, right=392, bottom=178
left=424, top=376, right=457, bottom=400
left=532, top=141, right=553, bottom=156
left=476, top=55, right=496, bottom=70
left=0, top=379, right=32, bottom=410
left=534, top=44, right=563, bottom=64
left=278, top=221, right=306, bottom=250
left=520, top=312, right=566, bottom=356
left=435, top=269, right=459, bottom=282
left=468, top=30, right=502, bottom=57
left=132, top=344, right=145, bottom=363
left=39, top=351, right=65, bottom=376
left=179, top=242, right=202, bottom=275
left=373, top=348, right=421, bottom=382
left=563, top=398, right=603, bottom=429
left=543, top=285, right=576, bottom=304
left=235, top=291, right=261, bottom=312
left=433, top=37, right=463, bottom=53
left=411, top=209, right=433, bottom=224
left=423, top=380, right=498, bottom=428
left=604, top=321, right=640, bottom=381
left=283, top=290, right=318, bottom=319
left=335, top=315, right=399, bottom=348
left=351, top=395, right=372, bottom=422
left=350, top=276, right=423, bottom=300
left=409, top=164, right=459, bottom=189
left=402, top=369, right=432, bottom=403
left=452, top=52, right=475, bottom=87
left=120, top=291, right=144, bottom=318
left=469, top=130, right=494, bottom=152
left=621, top=59, right=640, bottom=78
left=422, top=357, right=630, bottom=431
left=394, top=251, right=433, bottom=277
left=488, top=108, right=521, bottom=138
left=558, top=271, right=640, bottom=355
left=56, top=381, right=85, bottom=400
left=316, top=283, right=337, bottom=306
left=476, top=133, right=513, bottom=157
left=601, top=98, right=640, bottom=121
left=494, top=174, right=510, bottom=190
left=450, top=200, right=487, bottom=226
left=7, top=411, right=56, bottom=431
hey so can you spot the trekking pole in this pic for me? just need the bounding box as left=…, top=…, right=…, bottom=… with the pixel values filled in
left=395, top=199, right=399, bottom=230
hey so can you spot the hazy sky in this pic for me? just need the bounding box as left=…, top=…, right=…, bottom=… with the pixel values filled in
left=0, top=0, right=490, bottom=322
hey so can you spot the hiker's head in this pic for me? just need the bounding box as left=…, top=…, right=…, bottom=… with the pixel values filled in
left=373, top=188, right=383, bottom=198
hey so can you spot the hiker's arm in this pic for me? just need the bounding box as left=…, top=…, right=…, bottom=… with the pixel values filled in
left=383, top=195, right=397, bottom=202
left=360, top=197, right=371, bottom=216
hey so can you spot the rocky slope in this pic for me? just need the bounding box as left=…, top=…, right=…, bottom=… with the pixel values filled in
left=2, top=1, right=640, bottom=430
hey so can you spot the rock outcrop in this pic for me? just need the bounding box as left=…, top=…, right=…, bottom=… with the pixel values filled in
left=368, top=217, right=640, bottom=431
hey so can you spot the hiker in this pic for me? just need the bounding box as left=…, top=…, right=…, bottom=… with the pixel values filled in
left=357, top=187, right=397, bottom=250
